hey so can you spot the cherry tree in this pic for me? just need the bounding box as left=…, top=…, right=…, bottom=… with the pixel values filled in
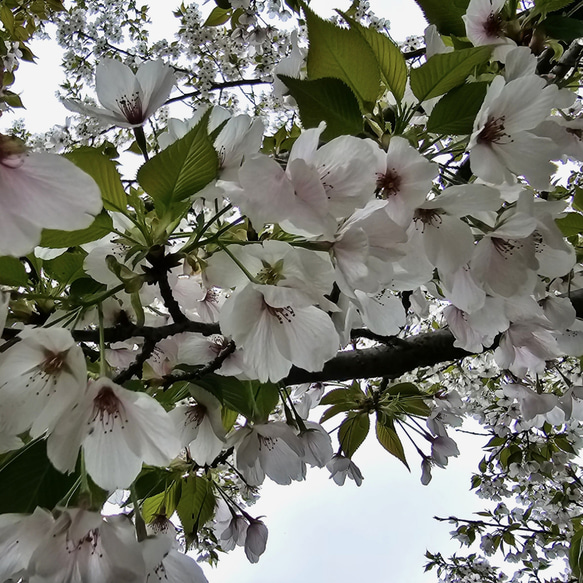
left=2, top=0, right=583, bottom=581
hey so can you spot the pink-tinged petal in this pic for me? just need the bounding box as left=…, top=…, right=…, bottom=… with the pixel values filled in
left=470, top=141, right=515, bottom=185
left=63, top=99, right=131, bottom=127
left=422, top=214, right=474, bottom=273
left=0, top=153, right=101, bottom=231
left=288, top=122, right=324, bottom=162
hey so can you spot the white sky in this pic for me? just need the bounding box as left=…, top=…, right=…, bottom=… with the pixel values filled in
left=0, top=2, right=505, bottom=582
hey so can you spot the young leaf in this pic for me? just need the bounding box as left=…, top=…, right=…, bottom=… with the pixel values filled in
left=303, top=4, right=381, bottom=109
left=0, top=440, right=79, bottom=513
left=176, top=476, right=216, bottom=544
left=341, top=14, right=407, bottom=102
left=376, top=419, right=410, bottom=470
left=338, top=412, right=370, bottom=457
left=413, top=0, right=470, bottom=36
left=556, top=212, right=583, bottom=237
left=142, top=480, right=181, bottom=522
left=137, top=110, right=219, bottom=212
left=410, top=46, right=491, bottom=102
left=40, top=210, right=113, bottom=248
left=65, top=147, right=127, bottom=212
left=427, top=82, right=488, bottom=135
left=278, top=76, right=363, bottom=140
left=0, top=256, right=28, bottom=286
left=204, top=6, right=231, bottom=26
left=43, top=251, right=86, bottom=285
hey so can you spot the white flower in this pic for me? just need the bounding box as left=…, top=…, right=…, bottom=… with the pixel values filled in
left=0, top=327, right=87, bottom=438
left=47, top=377, right=182, bottom=490
left=142, top=535, right=208, bottom=583
left=234, top=421, right=305, bottom=486
left=169, top=386, right=226, bottom=466
left=244, top=518, right=268, bottom=564
left=326, top=454, right=364, bottom=486
left=220, top=284, right=339, bottom=383
left=0, top=134, right=102, bottom=256
left=28, top=509, right=145, bottom=583
left=64, top=59, right=175, bottom=128
left=463, top=0, right=514, bottom=48
left=0, top=507, right=54, bottom=582
left=372, top=136, right=438, bottom=228
left=299, top=421, right=333, bottom=468
left=468, top=75, right=559, bottom=189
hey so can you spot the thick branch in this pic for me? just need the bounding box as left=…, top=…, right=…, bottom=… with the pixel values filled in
left=285, top=290, right=583, bottom=385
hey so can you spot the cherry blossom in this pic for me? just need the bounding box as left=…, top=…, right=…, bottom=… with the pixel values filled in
left=64, top=59, right=175, bottom=128
left=0, top=134, right=102, bottom=256
left=47, top=377, right=182, bottom=490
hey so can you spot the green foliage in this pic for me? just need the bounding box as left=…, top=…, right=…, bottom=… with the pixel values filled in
left=142, top=480, right=181, bottom=522
left=204, top=6, right=231, bottom=26
left=65, top=148, right=127, bottom=213
left=278, top=76, right=363, bottom=140
left=137, top=110, right=219, bottom=213
left=192, top=374, right=279, bottom=423
left=303, top=4, right=381, bottom=109
left=176, top=476, right=216, bottom=544
left=541, top=15, right=583, bottom=41
left=427, top=82, right=487, bottom=135
left=556, top=212, right=583, bottom=237
left=43, top=250, right=86, bottom=286
left=410, top=46, right=491, bottom=102
left=340, top=14, right=407, bottom=102
left=338, top=412, right=370, bottom=457
left=0, top=256, right=28, bottom=286
left=0, top=440, right=78, bottom=513
left=570, top=525, right=583, bottom=581
left=376, top=418, right=410, bottom=469
left=40, top=210, right=114, bottom=248
left=413, top=0, right=470, bottom=36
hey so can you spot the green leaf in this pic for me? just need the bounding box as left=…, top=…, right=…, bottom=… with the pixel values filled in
left=338, top=412, right=370, bottom=458
left=142, top=480, right=181, bottom=522
left=0, top=256, right=28, bottom=286
left=65, top=147, right=127, bottom=212
left=40, top=211, right=113, bottom=248
left=573, top=187, right=583, bottom=213
left=541, top=15, right=583, bottom=42
left=376, top=419, right=410, bottom=470
left=535, top=0, right=574, bottom=13
left=43, top=250, right=86, bottom=285
left=570, top=526, right=583, bottom=580
left=320, top=402, right=355, bottom=423
left=204, top=6, right=231, bottom=26
left=176, top=476, right=216, bottom=544
left=386, top=382, right=423, bottom=397
left=278, top=76, right=363, bottom=140
left=320, top=388, right=355, bottom=406
left=427, top=82, right=488, bottom=135
left=556, top=212, right=583, bottom=236
left=304, top=4, right=381, bottom=108
left=341, top=14, right=407, bottom=102
left=0, top=440, right=78, bottom=513
left=413, top=0, right=470, bottom=36
left=137, top=110, right=219, bottom=212
left=410, top=46, right=492, bottom=102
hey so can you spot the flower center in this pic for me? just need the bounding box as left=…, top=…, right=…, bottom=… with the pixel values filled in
left=116, top=91, right=144, bottom=125
left=413, top=208, right=442, bottom=230
left=376, top=169, right=401, bottom=198
left=265, top=303, right=295, bottom=324
left=186, top=403, right=207, bottom=426
left=256, top=259, right=285, bottom=285
left=41, top=350, right=67, bottom=375
left=492, top=237, right=522, bottom=258
left=478, top=116, right=509, bottom=145
left=91, top=385, right=127, bottom=431
left=483, top=11, right=504, bottom=38
left=259, top=436, right=277, bottom=451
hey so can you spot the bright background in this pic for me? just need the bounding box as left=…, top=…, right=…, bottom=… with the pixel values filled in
left=1, top=1, right=498, bottom=582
